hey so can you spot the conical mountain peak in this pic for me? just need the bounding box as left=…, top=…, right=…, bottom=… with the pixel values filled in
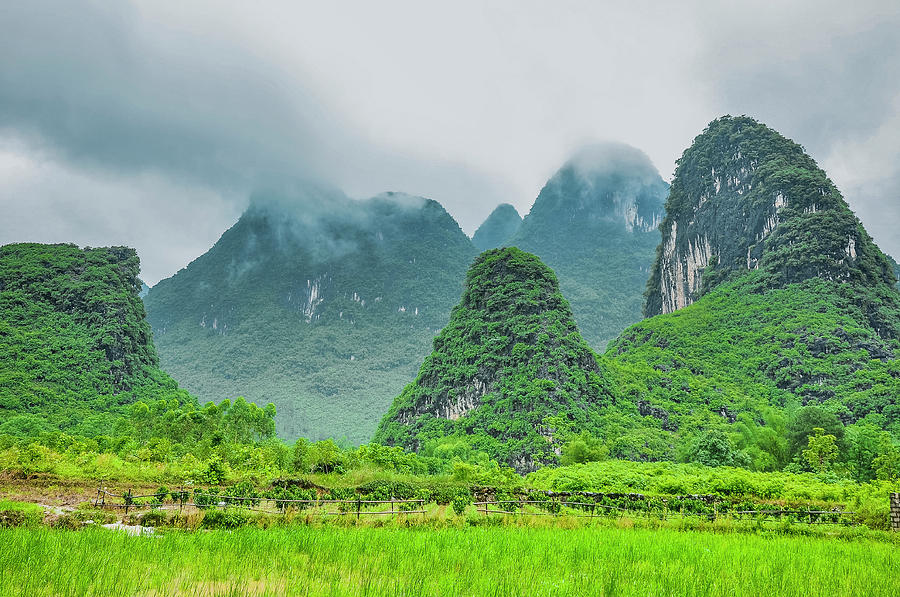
left=472, top=203, right=522, bottom=251
left=374, top=247, right=613, bottom=473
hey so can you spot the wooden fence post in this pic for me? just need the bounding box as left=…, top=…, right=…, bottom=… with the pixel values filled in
left=890, top=493, right=900, bottom=532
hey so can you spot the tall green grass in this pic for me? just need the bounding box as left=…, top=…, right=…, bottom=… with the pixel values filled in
left=1, top=525, right=897, bottom=596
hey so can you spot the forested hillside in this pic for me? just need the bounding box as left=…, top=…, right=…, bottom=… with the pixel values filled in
left=0, top=243, right=191, bottom=435
left=375, top=248, right=614, bottom=472
left=145, top=191, right=478, bottom=443
left=509, top=143, right=668, bottom=349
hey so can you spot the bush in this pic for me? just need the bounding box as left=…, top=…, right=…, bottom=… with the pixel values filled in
left=139, top=509, right=168, bottom=527
left=200, top=508, right=252, bottom=529
left=451, top=490, right=471, bottom=516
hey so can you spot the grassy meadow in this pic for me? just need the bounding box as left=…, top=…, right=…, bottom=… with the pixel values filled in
left=2, top=524, right=898, bottom=597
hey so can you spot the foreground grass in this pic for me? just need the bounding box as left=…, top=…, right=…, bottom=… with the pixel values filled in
left=1, top=525, right=898, bottom=597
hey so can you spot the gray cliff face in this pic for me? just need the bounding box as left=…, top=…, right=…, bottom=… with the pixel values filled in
left=644, top=116, right=897, bottom=318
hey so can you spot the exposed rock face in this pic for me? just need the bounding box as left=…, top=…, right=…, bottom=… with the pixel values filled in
left=373, top=247, right=614, bottom=473
left=509, top=142, right=667, bottom=349
left=472, top=204, right=522, bottom=251
left=645, top=116, right=897, bottom=319
left=144, top=189, right=478, bottom=442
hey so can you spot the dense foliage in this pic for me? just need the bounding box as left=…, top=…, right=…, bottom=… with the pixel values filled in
left=374, top=248, right=614, bottom=472
left=144, top=193, right=478, bottom=443
left=471, top=203, right=522, bottom=251
left=0, top=244, right=192, bottom=434
left=509, top=143, right=668, bottom=348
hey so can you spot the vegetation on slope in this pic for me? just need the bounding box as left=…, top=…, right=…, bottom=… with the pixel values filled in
left=374, top=248, right=614, bottom=471
left=595, top=117, right=900, bottom=478
left=144, top=192, right=478, bottom=443
left=0, top=243, right=191, bottom=435
left=510, top=143, right=667, bottom=348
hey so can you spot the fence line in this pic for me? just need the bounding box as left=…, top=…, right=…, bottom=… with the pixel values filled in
left=471, top=500, right=857, bottom=525
left=90, top=484, right=860, bottom=526
left=93, top=486, right=426, bottom=518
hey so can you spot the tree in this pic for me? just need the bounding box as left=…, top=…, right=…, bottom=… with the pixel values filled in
left=292, top=438, right=310, bottom=473
left=873, top=433, right=900, bottom=482
left=560, top=433, right=607, bottom=466
left=788, top=407, right=843, bottom=459
left=802, top=428, right=838, bottom=473
left=845, top=423, right=881, bottom=482
left=685, top=428, right=748, bottom=468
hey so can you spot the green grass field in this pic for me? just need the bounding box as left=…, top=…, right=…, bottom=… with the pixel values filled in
left=2, top=525, right=898, bottom=597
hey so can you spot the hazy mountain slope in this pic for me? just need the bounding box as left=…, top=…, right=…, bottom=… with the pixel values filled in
left=509, top=143, right=668, bottom=349
left=374, top=247, right=615, bottom=472
left=888, top=255, right=900, bottom=290
left=0, top=243, right=190, bottom=435
left=471, top=203, right=522, bottom=251
left=145, top=190, right=478, bottom=443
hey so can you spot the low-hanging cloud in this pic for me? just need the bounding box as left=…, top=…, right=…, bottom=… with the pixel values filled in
left=0, top=1, right=516, bottom=284
left=1, top=0, right=899, bottom=283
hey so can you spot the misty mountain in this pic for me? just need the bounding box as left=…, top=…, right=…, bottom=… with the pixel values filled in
left=889, top=254, right=900, bottom=289
left=471, top=204, right=522, bottom=251
left=144, top=190, right=478, bottom=443
left=374, top=247, right=613, bottom=473
left=508, top=143, right=668, bottom=348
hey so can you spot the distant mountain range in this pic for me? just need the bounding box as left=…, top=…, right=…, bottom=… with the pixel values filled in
left=144, top=190, right=478, bottom=443
left=471, top=204, right=522, bottom=251
left=377, top=117, right=900, bottom=473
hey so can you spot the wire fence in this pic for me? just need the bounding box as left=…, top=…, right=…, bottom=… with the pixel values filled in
left=472, top=499, right=857, bottom=525
left=93, top=488, right=425, bottom=518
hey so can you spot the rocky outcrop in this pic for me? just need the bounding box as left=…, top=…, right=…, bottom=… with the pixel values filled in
left=645, top=116, right=898, bottom=319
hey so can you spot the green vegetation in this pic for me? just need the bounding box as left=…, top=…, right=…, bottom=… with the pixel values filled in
left=0, top=243, right=192, bottom=434
left=510, top=142, right=668, bottom=348
left=144, top=193, right=478, bottom=443
left=602, top=274, right=900, bottom=474
left=375, top=248, right=613, bottom=472
left=2, top=525, right=898, bottom=596
left=471, top=203, right=522, bottom=251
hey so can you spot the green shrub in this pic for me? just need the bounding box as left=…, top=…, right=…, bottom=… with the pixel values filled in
left=451, top=490, right=471, bottom=516
left=200, top=508, right=252, bottom=529
left=139, top=509, right=168, bottom=527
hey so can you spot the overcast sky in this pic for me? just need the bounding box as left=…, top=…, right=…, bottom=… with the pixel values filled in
left=1, top=0, right=899, bottom=284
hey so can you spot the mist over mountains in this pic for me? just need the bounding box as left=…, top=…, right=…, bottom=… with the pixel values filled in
left=508, top=143, right=668, bottom=348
